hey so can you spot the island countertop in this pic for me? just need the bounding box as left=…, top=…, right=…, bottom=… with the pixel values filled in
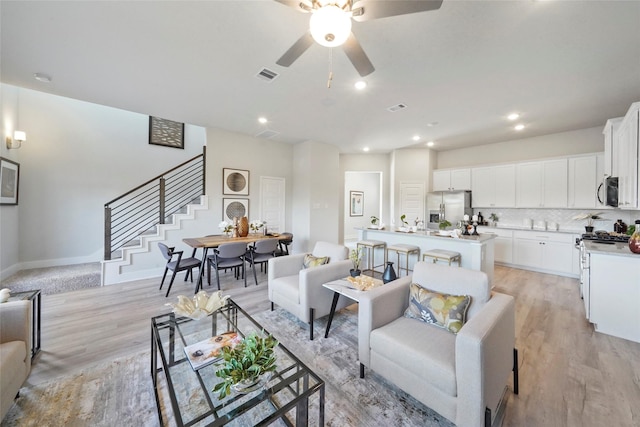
left=357, top=227, right=495, bottom=283
left=584, top=241, right=640, bottom=258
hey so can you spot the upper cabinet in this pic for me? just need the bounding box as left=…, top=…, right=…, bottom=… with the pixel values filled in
left=568, top=155, right=599, bottom=209
left=471, top=165, right=515, bottom=207
left=432, top=168, right=471, bottom=191
left=516, top=159, right=568, bottom=208
left=616, top=103, right=640, bottom=209
left=603, top=117, right=623, bottom=178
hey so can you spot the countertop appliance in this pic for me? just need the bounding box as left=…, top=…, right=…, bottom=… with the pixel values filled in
left=580, top=231, right=630, bottom=244
left=426, top=191, right=472, bottom=228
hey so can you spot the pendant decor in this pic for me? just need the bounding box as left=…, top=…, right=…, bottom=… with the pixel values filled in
left=237, top=216, right=249, bottom=237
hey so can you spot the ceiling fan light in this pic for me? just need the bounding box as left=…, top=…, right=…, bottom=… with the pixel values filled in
left=310, top=5, right=352, bottom=48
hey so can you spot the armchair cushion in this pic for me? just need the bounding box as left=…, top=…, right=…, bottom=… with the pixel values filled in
left=302, top=254, right=329, bottom=269
left=404, top=283, right=472, bottom=334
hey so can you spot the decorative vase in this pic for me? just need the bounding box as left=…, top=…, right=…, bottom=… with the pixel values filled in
left=629, top=220, right=640, bottom=254
left=585, top=226, right=594, bottom=233
left=231, top=372, right=272, bottom=395
left=382, top=262, right=397, bottom=284
left=237, top=216, right=249, bottom=237
left=350, top=269, right=361, bottom=277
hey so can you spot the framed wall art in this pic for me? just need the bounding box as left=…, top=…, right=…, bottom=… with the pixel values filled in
left=223, top=168, right=249, bottom=196
left=350, top=191, right=364, bottom=217
left=0, top=157, right=20, bottom=205
left=148, top=116, right=185, bottom=149
left=223, top=198, right=249, bottom=222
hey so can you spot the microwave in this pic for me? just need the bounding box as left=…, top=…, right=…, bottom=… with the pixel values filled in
left=605, top=176, right=618, bottom=207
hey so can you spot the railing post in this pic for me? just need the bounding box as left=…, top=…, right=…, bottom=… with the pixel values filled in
left=159, top=177, right=166, bottom=225
left=104, top=206, right=112, bottom=260
left=201, top=145, right=206, bottom=196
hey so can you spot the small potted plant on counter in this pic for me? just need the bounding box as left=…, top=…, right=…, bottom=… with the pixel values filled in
left=370, top=216, right=380, bottom=229
left=572, top=212, right=603, bottom=233
left=489, top=213, right=499, bottom=227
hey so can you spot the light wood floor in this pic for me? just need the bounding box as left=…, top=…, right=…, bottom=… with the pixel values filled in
left=26, top=265, right=640, bottom=426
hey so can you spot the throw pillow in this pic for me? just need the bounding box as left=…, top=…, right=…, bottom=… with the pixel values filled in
left=303, top=254, right=330, bottom=269
left=404, top=283, right=472, bottom=334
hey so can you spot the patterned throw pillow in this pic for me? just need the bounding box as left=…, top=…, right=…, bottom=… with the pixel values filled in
left=404, top=283, right=472, bottom=334
left=302, top=254, right=330, bottom=269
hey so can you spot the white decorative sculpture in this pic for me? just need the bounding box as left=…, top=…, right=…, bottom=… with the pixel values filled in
left=0, top=288, right=10, bottom=303
left=166, top=290, right=230, bottom=320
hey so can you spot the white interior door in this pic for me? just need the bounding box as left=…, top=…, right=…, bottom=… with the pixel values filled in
left=399, top=182, right=425, bottom=225
left=260, top=176, right=285, bottom=233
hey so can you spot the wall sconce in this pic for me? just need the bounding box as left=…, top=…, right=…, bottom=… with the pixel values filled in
left=6, top=131, right=26, bottom=149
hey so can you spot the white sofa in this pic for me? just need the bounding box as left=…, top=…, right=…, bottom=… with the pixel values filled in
left=268, top=241, right=352, bottom=340
left=358, top=262, right=518, bottom=427
left=0, top=300, right=32, bottom=420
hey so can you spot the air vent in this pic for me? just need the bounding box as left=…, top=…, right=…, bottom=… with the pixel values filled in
left=255, top=129, right=280, bottom=139
left=387, top=103, right=407, bottom=112
left=256, top=68, right=279, bottom=82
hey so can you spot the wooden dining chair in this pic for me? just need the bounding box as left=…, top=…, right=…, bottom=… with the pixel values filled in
left=158, top=242, right=201, bottom=297
left=246, top=238, right=279, bottom=286
left=206, top=241, right=248, bottom=290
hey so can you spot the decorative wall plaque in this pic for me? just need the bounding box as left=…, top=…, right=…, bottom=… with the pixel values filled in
left=149, top=116, right=184, bottom=149
left=223, top=168, right=249, bottom=195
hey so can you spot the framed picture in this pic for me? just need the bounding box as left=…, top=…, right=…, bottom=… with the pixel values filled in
left=223, top=198, right=249, bottom=222
left=0, top=157, right=20, bottom=205
left=223, top=168, right=249, bottom=196
left=350, top=191, right=364, bottom=217
left=148, top=116, right=184, bottom=149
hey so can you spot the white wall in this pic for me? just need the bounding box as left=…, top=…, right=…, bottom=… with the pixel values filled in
left=390, top=148, right=436, bottom=226
left=344, top=172, right=381, bottom=240
left=0, top=84, right=205, bottom=278
left=437, top=126, right=604, bottom=169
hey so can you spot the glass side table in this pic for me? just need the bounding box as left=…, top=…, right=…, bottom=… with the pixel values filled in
left=7, top=289, right=42, bottom=359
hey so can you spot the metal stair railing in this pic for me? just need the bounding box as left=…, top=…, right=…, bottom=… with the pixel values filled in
left=104, top=146, right=206, bottom=260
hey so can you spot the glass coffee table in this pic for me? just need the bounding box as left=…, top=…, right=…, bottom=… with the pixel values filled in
left=151, top=299, right=325, bottom=426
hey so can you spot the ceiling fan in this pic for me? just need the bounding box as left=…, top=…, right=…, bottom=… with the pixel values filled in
left=274, top=0, right=443, bottom=77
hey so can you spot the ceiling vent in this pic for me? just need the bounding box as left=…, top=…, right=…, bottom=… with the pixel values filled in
left=255, top=129, right=280, bottom=139
left=256, top=68, right=279, bottom=82
left=387, top=103, right=407, bottom=112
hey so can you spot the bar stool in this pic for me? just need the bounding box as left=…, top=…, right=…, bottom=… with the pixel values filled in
left=422, top=249, right=461, bottom=267
left=357, top=240, right=387, bottom=277
left=386, top=244, right=420, bottom=277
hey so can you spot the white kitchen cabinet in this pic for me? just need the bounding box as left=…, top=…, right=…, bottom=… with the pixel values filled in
left=589, top=252, right=640, bottom=343
left=513, top=230, right=575, bottom=276
left=516, top=159, right=567, bottom=208
left=603, top=117, right=623, bottom=178
left=478, top=227, right=513, bottom=264
left=471, top=165, right=515, bottom=207
left=433, top=168, right=471, bottom=191
left=568, top=155, right=598, bottom=208
left=616, top=103, right=640, bottom=209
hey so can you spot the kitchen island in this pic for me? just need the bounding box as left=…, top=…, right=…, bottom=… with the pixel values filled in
left=584, top=241, right=640, bottom=343
left=357, top=228, right=495, bottom=283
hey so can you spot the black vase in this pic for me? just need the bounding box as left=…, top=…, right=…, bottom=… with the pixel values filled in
left=382, top=262, right=397, bottom=284
left=350, top=269, right=361, bottom=277
left=585, top=226, right=594, bottom=233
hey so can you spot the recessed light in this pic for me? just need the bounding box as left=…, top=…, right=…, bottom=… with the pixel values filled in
left=354, top=81, right=367, bottom=90
left=363, top=147, right=370, bottom=152
left=258, top=117, right=268, bottom=124
left=514, top=124, right=525, bottom=131
left=34, top=72, right=51, bottom=83
left=426, top=122, right=439, bottom=127
left=426, top=141, right=435, bottom=147
left=507, top=113, right=519, bottom=121
left=412, top=135, right=420, bottom=141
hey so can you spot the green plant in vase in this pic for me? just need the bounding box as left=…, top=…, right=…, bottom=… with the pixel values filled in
left=349, top=247, right=364, bottom=276
left=400, top=214, right=409, bottom=228
left=489, top=213, right=499, bottom=226
left=370, top=216, right=379, bottom=227
left=438, top=219, right=452, bottom=230
left=213, top=333, right=278, bottom=399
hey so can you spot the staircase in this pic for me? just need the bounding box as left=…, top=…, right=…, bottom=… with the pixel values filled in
left=101, top=147, right=207, bottom=285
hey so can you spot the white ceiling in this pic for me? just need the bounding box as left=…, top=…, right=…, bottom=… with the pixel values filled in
left=2, top=0, right=639, bottom=153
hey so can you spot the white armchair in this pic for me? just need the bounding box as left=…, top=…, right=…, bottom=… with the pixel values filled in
left=358, top=262, right=518, bottom=427
left=268, top=241, right=352, bottom=340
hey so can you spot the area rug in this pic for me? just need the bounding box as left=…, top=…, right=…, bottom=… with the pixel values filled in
left=0, top=263, right=101, bottom=295
left=1, top=307, right=453, bottom=427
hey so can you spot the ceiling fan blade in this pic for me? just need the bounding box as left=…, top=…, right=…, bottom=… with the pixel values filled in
left=276, top=33, right=315, bottom=67
left=351, top=0, right=443, bottom=22
left=343, top=33, right=375, bottom=77
left=272, top=0, right=313, bottom=13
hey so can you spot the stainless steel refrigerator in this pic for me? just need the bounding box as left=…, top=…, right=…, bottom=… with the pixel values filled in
left=426, top=191, right=472, bottom=228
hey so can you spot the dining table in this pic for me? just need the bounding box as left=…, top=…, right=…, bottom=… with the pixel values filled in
left=183, top=233, right=288, bottom=293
